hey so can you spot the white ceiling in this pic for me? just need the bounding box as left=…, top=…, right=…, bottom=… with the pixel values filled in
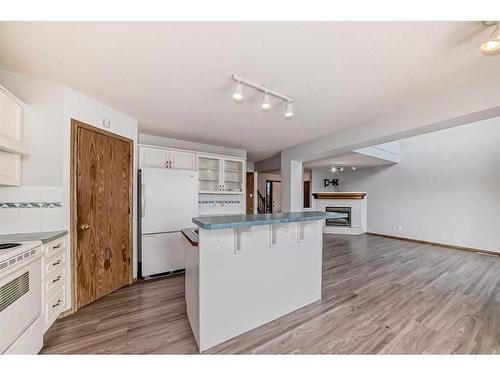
left=1, top=21, right=498, bottom=161
left=303, top=151, right=397, bottom=170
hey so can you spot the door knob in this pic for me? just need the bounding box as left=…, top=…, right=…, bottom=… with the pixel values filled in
left=80, top=223, right=90, bottom=231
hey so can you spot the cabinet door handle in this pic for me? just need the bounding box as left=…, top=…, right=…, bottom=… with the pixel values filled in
left=52, top=243, right=62, bottom=250
left=52, top=276, right=62, bottom=283
left=52, top=260, right=61, bottom=266
left=170, top=161, right=173, bottom=168
left=52, top=299, right=62, bottom=308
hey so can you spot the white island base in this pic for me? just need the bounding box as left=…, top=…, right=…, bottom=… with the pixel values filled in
left=185, top=219, right=323, bottom=352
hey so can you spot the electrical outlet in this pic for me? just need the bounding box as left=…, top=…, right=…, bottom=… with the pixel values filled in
left=398, top=226, right=403, bottom=232
left=102, top=119, right=111, bottom=128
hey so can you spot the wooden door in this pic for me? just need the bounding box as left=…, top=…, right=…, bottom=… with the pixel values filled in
left=72, top=120, right=133, bottom=310
left=303, top=181, right=311, bottom=208
left=246, top=172, right=254, bottom=214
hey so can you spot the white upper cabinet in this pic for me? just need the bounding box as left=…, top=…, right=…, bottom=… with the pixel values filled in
left=139, top=146, right=196, bottom=170
left=197, top=154, right=245, bottom=194
left=222, top=158, right=244, bottom=193
left=198, top=155, right=221, bottom=193
left=139, top=145, right=245, bottom=194
left=0, top=151, right=21, bottom=186
left=0, top=85, right=27, bottom=155
left=170, top=150, right=196, bottom=170
left=140, top=147, right=168, bottom=168
left=0, top=85, right=24, bottom=186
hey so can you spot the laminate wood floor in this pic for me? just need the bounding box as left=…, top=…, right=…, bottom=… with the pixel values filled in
left=41, top=234, right=500, bottom=354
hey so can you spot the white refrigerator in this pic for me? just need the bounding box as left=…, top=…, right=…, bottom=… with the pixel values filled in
left=140, top=168, right=199, bottom=278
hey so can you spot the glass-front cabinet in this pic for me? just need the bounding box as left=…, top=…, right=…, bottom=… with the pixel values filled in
left=197, top=154, right=245, bottom=194
left=198, top=155, right=221, bottom=193
left=223, top=159, right=244, bottom=193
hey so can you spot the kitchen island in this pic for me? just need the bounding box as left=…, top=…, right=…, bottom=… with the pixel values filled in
left=184, top=211, right=335, bottom=352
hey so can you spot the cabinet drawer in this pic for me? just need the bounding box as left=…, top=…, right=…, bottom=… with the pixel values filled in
left=44, top=286, right=65, bottom=332
left=43, top=237, right=66, bottom=256
left=43, top=267, right=65, bottom=299
left=43, top=250, right=65, bottom=278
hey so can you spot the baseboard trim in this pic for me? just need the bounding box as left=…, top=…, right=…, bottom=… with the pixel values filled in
left=366, top=232, right=499, bottom=257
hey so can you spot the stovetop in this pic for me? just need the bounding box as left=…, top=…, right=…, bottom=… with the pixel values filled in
left=0, top=243, right=22, bottom=251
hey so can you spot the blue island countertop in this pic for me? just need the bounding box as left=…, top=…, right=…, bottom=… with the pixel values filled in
left=192, top=211, right=338, bottom=230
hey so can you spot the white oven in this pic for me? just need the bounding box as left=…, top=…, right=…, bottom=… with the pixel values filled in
left=0, top=241, right=43, bottom=354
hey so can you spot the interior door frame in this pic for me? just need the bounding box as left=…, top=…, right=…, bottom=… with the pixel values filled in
left=266, top=179, right=281, bottom=213
left=70, top=119, right=134, bottom=312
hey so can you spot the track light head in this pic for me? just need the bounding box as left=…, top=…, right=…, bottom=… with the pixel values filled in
left=261, top=93, right=271, bottom=111
left=285, top=101, right=294, bottom=119
left=352, top=166, right=357, bottom=171
left=331, top=166, right=337, bottom=172
left=481, top=22, right=500, bottom=54
left=340, top=166, right=344, bottom=172
left=232, top=82, right=244, bottom=102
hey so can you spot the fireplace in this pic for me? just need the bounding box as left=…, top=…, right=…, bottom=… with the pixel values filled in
left=325, top=207, right=351, bottom=227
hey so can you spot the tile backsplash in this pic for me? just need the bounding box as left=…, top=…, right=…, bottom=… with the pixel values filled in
left=0, top=186, right=65, bottom=234
left=198, top=194, right=245, bottom=216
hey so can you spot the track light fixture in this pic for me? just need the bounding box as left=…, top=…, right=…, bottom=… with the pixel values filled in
left=232, top=82, right=244, bottom=102
left=261, top=93, right=271, bottom=111
left=481, top=21, right=500, bottom=54
left=285, top=102, right=294, bottom=119
left=331, top=165, right=357, bottom=172
left=231, top=75, right=294, bottom=119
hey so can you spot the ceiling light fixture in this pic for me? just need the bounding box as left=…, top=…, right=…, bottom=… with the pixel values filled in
left=352, top=166, right=357, bottom=171
left=331, top=166, right=337, bottom=172
left=285, top=102, right=294, bottom=119
left=261, top=93, right=271, bottom=111
left=481, top=21, right=500, bottom=54
left=232, top=82, right=244, bottom=102
left=231, top=75, right=294, bottom=118
left=340, top=166, right=344, bottom=172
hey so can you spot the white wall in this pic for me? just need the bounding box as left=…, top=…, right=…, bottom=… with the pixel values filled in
left=312, top=117, right=500, bottom=252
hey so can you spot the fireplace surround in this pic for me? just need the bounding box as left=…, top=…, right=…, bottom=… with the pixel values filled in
left=325, top=207, right=352, bottom=227
left=312, top=192, right=367, bottom=235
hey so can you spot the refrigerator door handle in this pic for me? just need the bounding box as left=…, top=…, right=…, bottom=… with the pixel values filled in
left=141, top=184, right=146, bottom=217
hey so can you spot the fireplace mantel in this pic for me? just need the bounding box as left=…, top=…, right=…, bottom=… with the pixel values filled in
left=313, top=192, right=367, bottom=200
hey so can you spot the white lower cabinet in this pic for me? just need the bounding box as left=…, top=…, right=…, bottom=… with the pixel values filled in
left=44, top=286, right=66, bottom=331
left=141, top=232, right=188, bottom=277
left=41, top=235, right=68, bottom=333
